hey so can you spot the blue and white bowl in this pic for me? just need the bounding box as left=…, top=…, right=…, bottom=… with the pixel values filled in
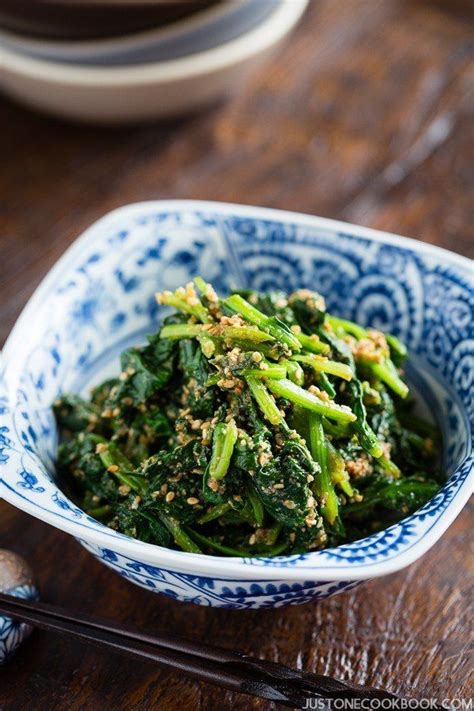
left=0, top=201, right=472, bottom=609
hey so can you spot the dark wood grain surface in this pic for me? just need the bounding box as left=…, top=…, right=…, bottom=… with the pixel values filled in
left=0, top=1, right=473, bottom=708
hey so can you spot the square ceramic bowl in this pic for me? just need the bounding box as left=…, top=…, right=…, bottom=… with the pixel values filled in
left=1, top=201, right=472, bottom=609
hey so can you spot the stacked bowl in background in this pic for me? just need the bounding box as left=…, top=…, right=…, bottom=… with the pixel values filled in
left=0, top=0, right=308, bottom=123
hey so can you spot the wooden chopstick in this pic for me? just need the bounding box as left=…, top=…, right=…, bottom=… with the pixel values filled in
left=0, top=592, right=305, bottom=706
left=0, top=592, right=419, bottom=708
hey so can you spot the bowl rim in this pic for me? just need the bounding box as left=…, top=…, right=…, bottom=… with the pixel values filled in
left=1, top=199, right=472, bottom=582
left=0, top=0, right=277, bottom=64
left=0, top=0, right=308, bottom=86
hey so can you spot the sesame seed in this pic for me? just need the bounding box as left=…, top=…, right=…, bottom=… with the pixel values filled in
left=186, top=497, right=199, bottom=505
left=201, top=340, right=215, bottom=357
left=165, top=491, right=175, bottom=503
left=95, top=443, right=108, bottom=454
left=107, top=464, right=119, bottom=473
left=205, top=284, right=218, bottom=302
left=258, top=451, right=272, bottom=466
left=218, top=378, right=236, bottom=389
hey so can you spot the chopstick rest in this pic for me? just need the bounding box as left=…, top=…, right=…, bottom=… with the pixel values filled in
left=0, top=549, right=38, bottom=664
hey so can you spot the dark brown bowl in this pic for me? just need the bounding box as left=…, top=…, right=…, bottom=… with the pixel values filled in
left=0, top=0, right=222, bottom=40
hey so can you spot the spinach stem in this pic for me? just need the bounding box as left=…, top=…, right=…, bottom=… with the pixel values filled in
left=292, top=354, right=353, bottom=381
left=370, top=360, right=409, bottom=399
left=224, top=294, right=301, bottom=351
left=296, top=332, right=330, bottom=354
left=282, top=359, right=305, bottom=386
left=157, top=291, right=209, bottom=323
left=243, top=364, right=287, bottom=380
left=266, top=379, right=356, bottom=423
left=209, top=420, right=238, bottom=480
left=309, top=413, right=339, bottom=525
left=326, top=315, right=367, bottom=340
left=246, top=483, right=265, bottom=527
left=246, top=376, right=284, bottom=425
left=160, top=323, right=204, bottom=340
left=197, top=502, right=232, bottom=524
left=159, top=514, right=203, bottom=554
left=97, top=442, right=148, bottom=497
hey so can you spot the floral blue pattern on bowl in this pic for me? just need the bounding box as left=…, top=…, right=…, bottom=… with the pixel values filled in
left=0, top=201, right=472, bottom=608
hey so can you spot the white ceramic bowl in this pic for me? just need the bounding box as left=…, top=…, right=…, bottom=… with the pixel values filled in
left=0, top=0, right=307, bottom=123
left=0, top=200, right=472, bottom=609
left=0, top=0, right=279, bottom=65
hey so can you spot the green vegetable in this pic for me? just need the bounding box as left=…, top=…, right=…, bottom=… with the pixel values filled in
left=246, top=376, right=284, bottom=425
left=292, top=354, right=353, bottom=381
left=253, top=440, right=316, bottom=529
left=159, top=513, right=203, bottom=553
left=317, top=371, right=336, bottom=398
left=282, top=359, right=305, bottom=386
left=224, top=294, right=301, bottom=351
left=348, top=380, right=384, bottom=458
left=54, top=280, right=441, bottom=557
left=371, top=360, right=409, bottom=399
left=309, top=413, right=339, bottom=525
left=295, top=333, right=330, bottom=355
left=53, top=394, right=102, bottom=433
left=198, top=502, right=232, bottom=525
left=243, top=364, right=287, bottom=380
left=343, top=477, right=439, bottom=519
left=266, top=379, right=356, bottom=423
left=209, top=420, right=238, bottom=480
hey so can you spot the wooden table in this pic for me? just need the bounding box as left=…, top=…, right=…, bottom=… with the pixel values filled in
left=1, top=1, right=472, bottom=708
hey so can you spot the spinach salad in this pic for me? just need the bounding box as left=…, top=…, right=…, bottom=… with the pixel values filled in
left=55, top=280, right=441, bottom=557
